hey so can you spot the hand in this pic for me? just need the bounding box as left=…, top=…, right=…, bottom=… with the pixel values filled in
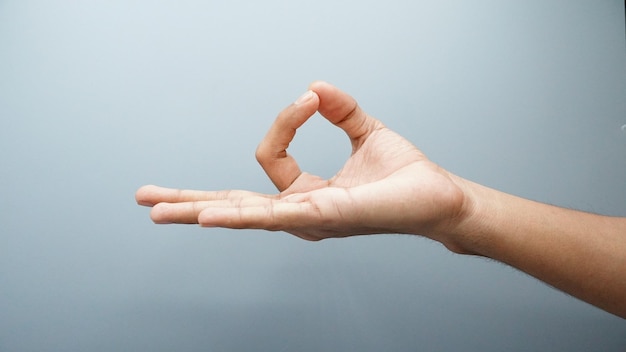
left=136, top=81, right=470, bottom=247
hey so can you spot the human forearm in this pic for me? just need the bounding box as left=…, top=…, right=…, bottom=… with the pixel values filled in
left=450, top=178, right=626, bottom=318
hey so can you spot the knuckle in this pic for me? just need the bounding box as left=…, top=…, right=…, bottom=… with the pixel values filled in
left=255, top=143, right=269, bottom=163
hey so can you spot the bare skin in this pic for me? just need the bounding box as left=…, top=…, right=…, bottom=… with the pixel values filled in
left=136, top=81, right=626, bottom=319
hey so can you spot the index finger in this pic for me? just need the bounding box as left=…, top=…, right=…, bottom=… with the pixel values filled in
left=255, top=90, right=320, bottom=191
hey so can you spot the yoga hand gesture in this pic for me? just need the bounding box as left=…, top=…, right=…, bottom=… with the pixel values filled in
left=136, top=81, right=467, bottom=246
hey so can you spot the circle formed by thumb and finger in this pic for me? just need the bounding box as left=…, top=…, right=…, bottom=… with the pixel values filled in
left=255, top=82, right=382, bottom=192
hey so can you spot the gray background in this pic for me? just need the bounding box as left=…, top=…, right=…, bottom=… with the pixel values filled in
left=1, top=0, right=625, bottom=350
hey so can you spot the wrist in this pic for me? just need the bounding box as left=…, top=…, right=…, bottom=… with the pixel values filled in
left=430, top=174, right=502, bottom=256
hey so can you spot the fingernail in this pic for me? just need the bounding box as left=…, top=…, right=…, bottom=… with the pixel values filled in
left=294, top=90, right=314, bottom=105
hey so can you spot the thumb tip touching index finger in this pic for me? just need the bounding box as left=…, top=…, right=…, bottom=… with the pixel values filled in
left=307, top=81, right=377, bottom=140
left=308, top=81, right=356, bottom=122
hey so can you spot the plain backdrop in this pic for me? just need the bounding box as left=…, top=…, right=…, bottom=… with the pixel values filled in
left=1, top=0, right=625, bottom=351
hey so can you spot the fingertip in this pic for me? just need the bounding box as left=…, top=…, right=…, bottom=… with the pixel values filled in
left=197, top=208, right=210, bottom=226
left=307, top=80, right=337, bottom=100
left=306, top=81, right=358, bottom=124
left=135, top=184, right=157, bottom=206
left=150, top=202, right=179, bottom=225
left=293, top=90, right=316, bottom=105
left=149, top=202, right=171, bottom=224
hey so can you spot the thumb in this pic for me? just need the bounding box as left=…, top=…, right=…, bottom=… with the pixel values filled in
left=308, top=81, right=382, bottom=144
